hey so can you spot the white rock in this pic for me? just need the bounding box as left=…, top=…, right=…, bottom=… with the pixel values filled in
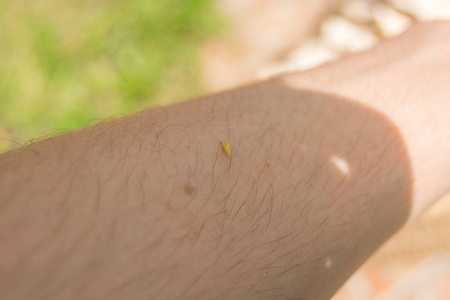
left=257, top=39, right=340, bottom=78
left=341, top=0, right=374, bottom=22
left=321, top=16, right=379, bottom=53
left=391, top=0, right=450, bottom=20
left=372, top=2, right=412, bottom=37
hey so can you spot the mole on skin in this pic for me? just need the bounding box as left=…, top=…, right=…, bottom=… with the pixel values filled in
left=221, top=141, right=232, bottom=159
left=184, top=184, right=195, bottom=196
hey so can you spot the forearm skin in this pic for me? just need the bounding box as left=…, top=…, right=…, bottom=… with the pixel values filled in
left=0, top=79, right=412, bottom=299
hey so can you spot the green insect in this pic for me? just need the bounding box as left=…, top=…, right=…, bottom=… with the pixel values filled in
left=221, top=141, right=232, bottom=159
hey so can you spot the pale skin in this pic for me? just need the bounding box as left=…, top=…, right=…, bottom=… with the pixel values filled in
left=0, top=21, right=449, bottom=300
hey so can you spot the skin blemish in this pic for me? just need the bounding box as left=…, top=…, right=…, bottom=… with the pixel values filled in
left=221, top=141, right=232, bottom=159
left=325, top=257, right=333, bottom=269
left=180, top=211, right=196, bottom=229
left=164, top=202, right=178, bottom=213
left=183, top=184, right=195, bottom=196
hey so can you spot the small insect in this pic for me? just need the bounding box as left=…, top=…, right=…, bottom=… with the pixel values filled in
left=221, top=141, right=232, bottom=159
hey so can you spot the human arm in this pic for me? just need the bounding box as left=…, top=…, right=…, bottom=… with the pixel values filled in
left=0, top=21, right=449, bottom=300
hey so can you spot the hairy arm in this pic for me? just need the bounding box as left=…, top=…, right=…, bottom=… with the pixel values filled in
left=0, top=22, right=449, bottom=300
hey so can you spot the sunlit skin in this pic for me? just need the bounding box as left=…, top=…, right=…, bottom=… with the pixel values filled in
left=0, top=22, right=449, bottom=300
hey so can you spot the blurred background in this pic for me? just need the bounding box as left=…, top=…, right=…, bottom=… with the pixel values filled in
left=0, top=0, right=449, bottom=298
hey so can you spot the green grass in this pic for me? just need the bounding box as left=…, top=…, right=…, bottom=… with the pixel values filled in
left=0, top=0, right=223, bottom=152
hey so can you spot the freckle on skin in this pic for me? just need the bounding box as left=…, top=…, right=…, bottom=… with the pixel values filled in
left=184, top=184, right=195, bottom=196
left=165, top=202, right=178, bottom=213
